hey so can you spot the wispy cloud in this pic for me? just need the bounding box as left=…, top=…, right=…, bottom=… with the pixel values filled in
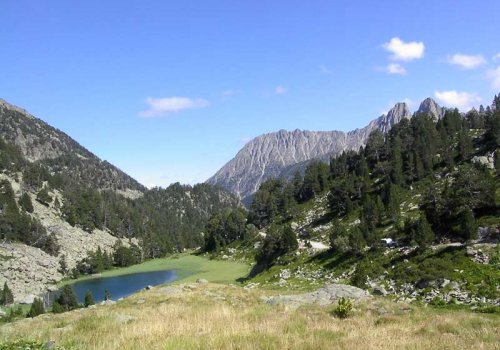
left=221, top=89, right=240, bottom=97
left=493, top=53, right=500, bottom=63
left=487, top=66, right=500, bottom=89
left=447, top=54, right=486, bottom=69
left=434, top=90, right=481, bottom=110
left=220, top=89, right=242, bottom=100
left=319, top=65, right=332, bottom=74
left=383, top=63, right=407, bottom=75
left=275, top=85, right=287, bottom=95
left=382, top=37, right=425, bottom=61
left=138, top=97, right=209, bottom=118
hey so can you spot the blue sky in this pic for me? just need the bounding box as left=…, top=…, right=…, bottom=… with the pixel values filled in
left=1, top=1, right=499, bottom=187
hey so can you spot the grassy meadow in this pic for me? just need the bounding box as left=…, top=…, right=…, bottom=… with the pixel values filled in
left=58, top=253, right=251, bottom=287
left=1, top=283, right=499, bottom=350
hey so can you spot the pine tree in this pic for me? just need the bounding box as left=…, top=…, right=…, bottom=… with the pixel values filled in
left=52, top=300, right=64, bottom=313
left=57, top=285, right=79, bottom=310
left=460, top=209, right=477, bottom=241
left=390, top=135, right=404, bottom=185
left=59, top=254, right=68, bottom=275
left=282, top=225, right=298, bottom=252
left=84, top=290, right=95, bottom=307
left=27, top=298, right=45, bottom=318
left=349, top=226, right=366, bottom=255
left=36, top=186, right=52, bottom=206
left=18, top=193, right=34, bottom=213
left=2, top=282, right=14, bottom=305
left=414, top=215, right=434, bottom=249
left=386, top=183, right=401, bottom=223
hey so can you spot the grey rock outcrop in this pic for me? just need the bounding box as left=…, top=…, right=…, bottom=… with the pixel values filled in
left=417, top=98, right=445, bottom=120
left=262, top=283, right=370, bottom=308
left=207, top=100, right=419, bottom=202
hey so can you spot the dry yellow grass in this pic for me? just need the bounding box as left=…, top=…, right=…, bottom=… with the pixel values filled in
left=1, top=284, right=498, bottom=350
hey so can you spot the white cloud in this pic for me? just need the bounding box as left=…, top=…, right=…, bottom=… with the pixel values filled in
left=492, top=53, right=500, bottom=62
left=487, top=66, right=500, bottom=90
left=138, top=97, right=209, bottom=118
left=319, top=65, right=332, bottom=74
left=434, top=90, right=481, bottom=110
left=275, top=85, right=287, bottom=95
left=447, top=54, right=486, bottom=69
left=382, top=37, right=425, bottom=61
left=385, top=63, right=407, bottom=75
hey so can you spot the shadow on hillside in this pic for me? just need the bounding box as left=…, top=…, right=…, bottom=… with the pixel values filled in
left=310, top=212, right=335, bottom=228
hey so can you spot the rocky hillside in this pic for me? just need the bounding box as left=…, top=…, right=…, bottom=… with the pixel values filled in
left=0, top=172, right=132, bottom=303
left=203, top=98, right=500, bottom=306
left=0, top=99, right=144, bottom=194
left=207, top=98, right=444, bottom=203
left=0, top=98, right=242, bottom=302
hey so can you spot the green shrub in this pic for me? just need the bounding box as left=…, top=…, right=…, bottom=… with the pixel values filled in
left=26, top=298, right=45, bottom=318
left=0, top=339, right=64, bottom=349
left=474, top=305, right=500, bottom=314
left=84, top=291, right=94, bottom=307
left=429, top=297, right=447, bottom=307
left=331, top=297, right=353, bottom=319
left=51, top=301, right=64, bottom=314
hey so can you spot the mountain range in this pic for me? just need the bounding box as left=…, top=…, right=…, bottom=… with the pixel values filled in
left=207, top=97, right=445, bottom=203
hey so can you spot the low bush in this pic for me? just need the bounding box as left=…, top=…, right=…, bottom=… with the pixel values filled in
left=331, top=297, right=353, bottom=319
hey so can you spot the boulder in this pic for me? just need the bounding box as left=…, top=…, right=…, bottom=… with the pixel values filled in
left=372, top=286, right=388, bottom=296
left=196, top=278, right=208, bottom=284
left=262, top=283, right=370, bottom=308
left=20, top=294, right=36, bottom=304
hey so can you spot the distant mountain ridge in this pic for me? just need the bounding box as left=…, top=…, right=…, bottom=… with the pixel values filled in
left=207, top=98, right=445, bottom=203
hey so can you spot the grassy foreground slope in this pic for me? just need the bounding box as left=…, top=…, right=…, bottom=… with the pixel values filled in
left=1, top=283, right=499, bottom=350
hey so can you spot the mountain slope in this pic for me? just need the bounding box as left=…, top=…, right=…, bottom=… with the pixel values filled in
left=207, top=100, right=421, bottom=202
left=0, top=99, right=144, bottom=194
left=0, top=98, right=242, bottom=302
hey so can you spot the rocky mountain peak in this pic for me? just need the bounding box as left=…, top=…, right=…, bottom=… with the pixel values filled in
left=371, top=102, right=411, bottom=134
left=417, top=97, right=445, bottom=120
left=387, top=102, right=411, bottom=121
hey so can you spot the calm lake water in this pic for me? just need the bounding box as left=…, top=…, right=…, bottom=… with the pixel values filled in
left=64, top=269, right=178, bottom=303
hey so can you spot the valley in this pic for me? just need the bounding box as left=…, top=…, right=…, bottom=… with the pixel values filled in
left=1, top=78, right=499, bottom=350
left=0, top=259, right=498, bottom=350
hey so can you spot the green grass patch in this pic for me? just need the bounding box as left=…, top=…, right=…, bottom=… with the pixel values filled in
left=59, top=254, right=251, bottom=287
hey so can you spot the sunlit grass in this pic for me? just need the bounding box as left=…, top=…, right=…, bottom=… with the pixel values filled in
left=58, top=253, right=251, bottom=287
left=1, top=284, right=498, bottom=349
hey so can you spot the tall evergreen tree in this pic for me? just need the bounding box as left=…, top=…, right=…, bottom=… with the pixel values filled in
left=18, top=193, right=34, bottom=213
left=1, top=282, right=14, bottom=305
left=459, top=209, right=478, bottom=241
left=56, top=285, right=79, bottom=311
left=84, top=290, right=95, bottom=307
left=27, top=298, right=45, bottom=318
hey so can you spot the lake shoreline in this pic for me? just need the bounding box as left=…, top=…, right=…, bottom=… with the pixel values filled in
left=56, top=253, right=251, bottom=293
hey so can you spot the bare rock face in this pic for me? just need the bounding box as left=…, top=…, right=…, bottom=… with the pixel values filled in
left=417, top=98, right=445, bottom=120
left=207, top=101, right=417, bottom=203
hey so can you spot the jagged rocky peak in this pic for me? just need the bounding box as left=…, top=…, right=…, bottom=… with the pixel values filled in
left=417, top=97, right=445, bottom=120
left=387, top=102, right=411, bottom=121
left=373, top=102, right=411, bottom=133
